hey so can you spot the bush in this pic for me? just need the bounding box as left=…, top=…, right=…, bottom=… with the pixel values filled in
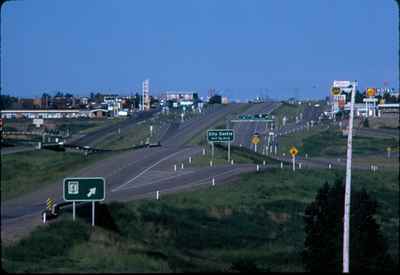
left=302, top=179, right=397, bottom=272
left=4, top=219, right=90, bottom=262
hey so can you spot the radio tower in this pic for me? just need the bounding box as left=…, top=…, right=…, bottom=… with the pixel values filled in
left=142, top=79, right=150, bottom=111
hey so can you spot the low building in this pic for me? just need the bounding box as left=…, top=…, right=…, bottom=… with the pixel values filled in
left=1, top=109, right=110, bottom=119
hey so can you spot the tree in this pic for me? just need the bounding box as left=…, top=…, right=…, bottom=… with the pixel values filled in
left=0, top=94, right=18, bottom=110
left=302, top=179, right=396, bottom=272
left=363, top=118, right=369, bottom=128
left=209, top=94, right=222, bottom=104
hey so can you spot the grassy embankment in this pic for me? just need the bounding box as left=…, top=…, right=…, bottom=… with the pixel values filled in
left=2, top=168, right=398, bottom=272
left=187, top=103, right=276, bottom=166
left=277, top=125, right=399, bottom=169
left=1, top=118, right=131, bottom=200
left=1, top=150, right=118, bottom=201
left=94, top=110, right=203, bottom=150
left=270, top=102, right=308, bottom=128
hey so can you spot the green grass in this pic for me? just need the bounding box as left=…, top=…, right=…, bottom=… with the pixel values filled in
left=3, top=168, right=397, bottom=272
left=96, top=110, right=206, bottom=150
left=95, top=121, right=157, bottom=150
left=191, top=144, right=280, bottom=167
left=188, top=103, right=253, bottom=146
left=271, top=102, right=308, bottom=128
left=278, top=126, right=399, bottom=158
left=1, top=150, right=115, bottom=201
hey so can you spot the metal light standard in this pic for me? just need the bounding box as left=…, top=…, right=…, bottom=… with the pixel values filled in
left=342, top=81, right=356, bottom=273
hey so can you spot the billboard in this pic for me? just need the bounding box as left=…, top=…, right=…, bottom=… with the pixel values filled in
left=333, top=80, right=352, bottom=88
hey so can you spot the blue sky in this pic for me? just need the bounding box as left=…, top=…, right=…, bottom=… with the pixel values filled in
left=1, top=0, right=398, bottom=101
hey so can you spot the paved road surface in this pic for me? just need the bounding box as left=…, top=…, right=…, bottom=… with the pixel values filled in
left=1, top=103, right=252, bottom=242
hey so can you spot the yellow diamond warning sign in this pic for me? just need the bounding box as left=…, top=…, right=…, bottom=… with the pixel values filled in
left=251, top=134, right=260, bottom=145
left=290, top=146, right=298, bottom=157
left=366, top=88, right=377, bottom=97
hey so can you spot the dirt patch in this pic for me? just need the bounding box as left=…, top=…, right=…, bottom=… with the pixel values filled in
left=208, top=207, right=233, bottom=219
left=267, top=211, right=290, bottom=224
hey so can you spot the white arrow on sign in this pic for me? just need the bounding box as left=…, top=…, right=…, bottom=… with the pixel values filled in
left=87, top=188, right=96, bottom=198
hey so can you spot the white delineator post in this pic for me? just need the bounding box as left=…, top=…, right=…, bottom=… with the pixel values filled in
left=292, top=155, right=295, bottom=172
left=343, top=81, right=356, bottom=273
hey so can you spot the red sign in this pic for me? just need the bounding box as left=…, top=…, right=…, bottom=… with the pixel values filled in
left=338, top=99, right=345, bottom=110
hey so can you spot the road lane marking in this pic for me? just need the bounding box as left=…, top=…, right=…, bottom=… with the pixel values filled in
left=115, top=170, right=196, bottom=192
left=111, top=147, right=195, bottom=192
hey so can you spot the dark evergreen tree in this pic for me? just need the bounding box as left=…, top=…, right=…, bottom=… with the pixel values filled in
left=302, top=179, right=396, bottom=272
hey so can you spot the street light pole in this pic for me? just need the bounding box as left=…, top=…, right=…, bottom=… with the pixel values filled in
left=343, top=81, right=356, bottom=273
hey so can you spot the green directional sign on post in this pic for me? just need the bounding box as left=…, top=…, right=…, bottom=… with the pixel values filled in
left=237, top=114, right=273, bottom=121
left=207, top=129, right=234, bottom=142
left=63, top=177, right=105, bottom=201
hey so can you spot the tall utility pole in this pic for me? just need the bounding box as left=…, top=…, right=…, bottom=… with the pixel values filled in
left=343, top=81, right=356, bottom=273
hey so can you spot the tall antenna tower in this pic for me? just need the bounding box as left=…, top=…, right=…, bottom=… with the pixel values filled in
left=142, top=79, right=150, bottom=111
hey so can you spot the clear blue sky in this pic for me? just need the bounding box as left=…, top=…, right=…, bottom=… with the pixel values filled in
left=1, top=0, right=398, bottom=101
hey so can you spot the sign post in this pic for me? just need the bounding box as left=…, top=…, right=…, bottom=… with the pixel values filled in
left=252, top=133, right=260, bottom=153
left=387, top=147, right=391, bottom=158
left=63, top=177, right=105, bottom=227
left=73, top=201, right=76, bottom=221
left=228, top=141, right=231, bottom=162
left=290, top=146, right=298, bottom=172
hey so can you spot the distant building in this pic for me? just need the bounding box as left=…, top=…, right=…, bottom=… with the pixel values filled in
left=160, top=91, right=199, bottom=108
left=1, top=109, right=109, bottom=119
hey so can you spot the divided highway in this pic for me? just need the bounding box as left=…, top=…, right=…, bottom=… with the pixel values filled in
left=2, top=103, right=259, bottom=241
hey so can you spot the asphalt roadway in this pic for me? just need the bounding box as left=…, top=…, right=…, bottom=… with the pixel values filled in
left=2, top=103, right=264, bottom=242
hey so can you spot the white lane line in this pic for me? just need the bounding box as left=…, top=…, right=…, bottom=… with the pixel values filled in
left=116, top=170, right=196, bottom=192
left=154, top=166, right=252, bottom=192
left=111, top=148, right=194, bottom=192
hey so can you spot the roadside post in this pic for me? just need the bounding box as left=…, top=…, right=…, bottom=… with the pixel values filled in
left=207, top=129, right=234, bottom=163
left=46, top=198, right=55, bottom=212
left=211, top=142, right=214, bottom=162
left=228, top=141, right=231, bottom=163
left=42, top=211, right=47, bottom=223
left=290, top=146, right=298, bottom=172
left=63, top=177, right=105, bottom=227
left=150, top=125, right=153, bottom=137
left=252, top=133, right=261, bottom=153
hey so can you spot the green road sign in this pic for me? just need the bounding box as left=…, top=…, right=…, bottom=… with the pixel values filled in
left=207, top=129, right=234, bottom=142
left=237, top=114, right=273, bottom=121
left=63, top=177, right=105, bottom=201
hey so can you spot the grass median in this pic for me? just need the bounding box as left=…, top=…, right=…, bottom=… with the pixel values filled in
left=1, top=149, right=116, bottom=201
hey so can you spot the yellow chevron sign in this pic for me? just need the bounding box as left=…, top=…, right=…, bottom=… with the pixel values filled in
left=46, top=198, right=55, bottom=210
